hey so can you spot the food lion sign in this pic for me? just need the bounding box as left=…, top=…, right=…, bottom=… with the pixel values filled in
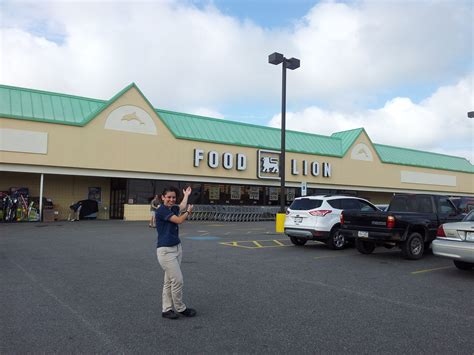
left=192, top=148, right=332, bottom=181
left=257, top=149, right=332, bottom=180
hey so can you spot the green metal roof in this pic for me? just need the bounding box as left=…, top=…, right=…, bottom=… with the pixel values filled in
left=0, top=84, right=106, bottom=126
left=374, top=144, right=473, bottom=173
left=331, top=128, right=365, bottom=154
left=0, top=83, right=472, bottom=173
left=156, top=109, right=342, bottom=156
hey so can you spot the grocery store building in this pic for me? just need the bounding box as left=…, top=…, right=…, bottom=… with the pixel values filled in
left=1, top=83, right=473, bottom=220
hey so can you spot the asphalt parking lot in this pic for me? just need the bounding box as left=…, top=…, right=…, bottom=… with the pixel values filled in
left=1, top=220, right=473, bottom=354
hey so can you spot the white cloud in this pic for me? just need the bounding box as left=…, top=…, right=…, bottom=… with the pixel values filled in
left=269, top=74, right=474, bottom=162
left=0, top=0, right=472, bottom=160
left=186, top=107, right=224, bottom=119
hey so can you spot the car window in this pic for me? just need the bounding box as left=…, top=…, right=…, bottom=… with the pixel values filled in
left=390, top=195, right=434, bottom=213
left=417, top=196, right=433, bottom=213
left=341, top=199, right=360, bottom=210
left=327, top=199, right=342, bottom=209
left=450, top=198, right=461, bottom=209
left=438, top=197, right=456, bottom=214
left=289, top=199, right=323, bottom=210
left=463, top=211, right=474, bottom=222
left=458, top=198, right=474, bottom=212
left=389, top=196, right=409, bottom=212
left=359, top=200, right=377, bottom=212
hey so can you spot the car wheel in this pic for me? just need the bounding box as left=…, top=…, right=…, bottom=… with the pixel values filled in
left=326, top=227, right=345, bottom=250
left=401, top=232, right=424, bottom=260
left=355, top=239, right=375, bottom=254
left=453, top=260, right=474, bottom=270
left=290, top=236, right=307, bottom=246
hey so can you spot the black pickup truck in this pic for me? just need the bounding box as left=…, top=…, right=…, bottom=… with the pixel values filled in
left=340, top=194, right=464, bottom=259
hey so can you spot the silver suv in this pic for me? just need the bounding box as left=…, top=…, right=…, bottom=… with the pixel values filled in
left=284, top=195, right=378, bottom=249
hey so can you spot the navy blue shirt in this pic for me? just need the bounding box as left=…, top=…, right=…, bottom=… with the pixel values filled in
left=156, top=205, right=181, bottom=248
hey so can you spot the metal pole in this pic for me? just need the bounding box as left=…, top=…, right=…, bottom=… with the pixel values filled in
left=39, top=173, right=44, bottom=221
left=280, top=60, right=287, bottom=213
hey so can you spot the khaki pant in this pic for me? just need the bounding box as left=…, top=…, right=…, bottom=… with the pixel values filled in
left=157, top=244, right=186, bottom=313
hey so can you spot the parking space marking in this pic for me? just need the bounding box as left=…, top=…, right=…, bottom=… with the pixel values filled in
left=273, top=239, right=285, bottom=246
left=220, top=239, right=292, bottom=249
left=314, top=254, right=356, bottom=260
left=411, top=265, right=453, bottom=274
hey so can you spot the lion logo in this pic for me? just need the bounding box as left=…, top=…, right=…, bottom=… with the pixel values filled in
left=261, top=156, right=279, bottom=173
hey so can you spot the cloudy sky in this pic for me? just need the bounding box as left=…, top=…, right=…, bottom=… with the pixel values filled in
left=1, top=0, right=473, bottom=162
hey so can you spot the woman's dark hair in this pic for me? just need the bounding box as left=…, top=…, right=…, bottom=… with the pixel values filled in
left=161, top=186, right=180, bottom=198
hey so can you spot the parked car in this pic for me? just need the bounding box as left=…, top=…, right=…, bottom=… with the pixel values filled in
left=284, top=195, right=378, bottom=249
left=340, top=194, right=464, bottom=259
left=432, top=210, right=474, bottom=270
left=449, top=196, right=474, bottom=213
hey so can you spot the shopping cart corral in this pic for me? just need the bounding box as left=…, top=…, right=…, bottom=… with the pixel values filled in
left=187, top=205, right=280, bottom=222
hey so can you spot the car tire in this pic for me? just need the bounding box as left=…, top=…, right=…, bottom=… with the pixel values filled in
left=401, top=232, right=424, bottom=260
left=326, top=227, right=345, bottom=250
left=355, top=239, right=375, bottom=254
left=290, top=236, right=307, bottom=246
left=453, top=260, right=474, bottom=270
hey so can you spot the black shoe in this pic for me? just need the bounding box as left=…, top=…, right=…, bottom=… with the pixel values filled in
left=179, top=308, right=197, bottom=317
left=162, top=310, right=179, bottom=319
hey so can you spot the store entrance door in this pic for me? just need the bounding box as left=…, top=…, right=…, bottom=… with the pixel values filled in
left=110, top=178, right=127, bottom=219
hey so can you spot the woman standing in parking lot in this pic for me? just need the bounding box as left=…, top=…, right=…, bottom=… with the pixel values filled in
left=149, top=195, right=160, bottom=227
left=155, top=186, right=196, bottom=319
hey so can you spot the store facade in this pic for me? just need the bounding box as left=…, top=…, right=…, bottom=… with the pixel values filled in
left=1, top=83, right=473, bottom=221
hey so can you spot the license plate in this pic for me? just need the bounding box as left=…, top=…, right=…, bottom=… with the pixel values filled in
left=466, top=232, right=474, bottom=242
left=294, top=217, right=303, bottom=224
left=358, top=231, right=369, bottom=238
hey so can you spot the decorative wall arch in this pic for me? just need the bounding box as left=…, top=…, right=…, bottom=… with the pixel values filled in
left=350, top=143, right=373, bottom=161
left=104, top=105, right=157, bottom=135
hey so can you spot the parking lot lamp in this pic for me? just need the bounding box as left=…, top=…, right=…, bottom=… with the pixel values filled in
left=268, top=52, right=300, bottom=213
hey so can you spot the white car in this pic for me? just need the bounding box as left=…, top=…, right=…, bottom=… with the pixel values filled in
left=284, top=195, right=378, bottom=249
left=432, top=210, right=474, bottom=270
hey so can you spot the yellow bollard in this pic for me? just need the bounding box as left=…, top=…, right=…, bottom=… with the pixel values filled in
left=275, top=213, right=286, bottom=233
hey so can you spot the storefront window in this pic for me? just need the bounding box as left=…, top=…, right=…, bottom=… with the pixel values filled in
left=127, top=179, right=155, bottom=204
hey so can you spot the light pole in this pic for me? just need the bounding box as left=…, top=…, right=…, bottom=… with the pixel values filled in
left=268, top=52, right=300, bottom=213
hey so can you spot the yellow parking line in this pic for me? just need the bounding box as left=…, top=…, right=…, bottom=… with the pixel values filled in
left=220, top=239, right=291, bottom=249
left=219, top=242, right=255, bottom=249
left=411, top=266, right=452, bottom=274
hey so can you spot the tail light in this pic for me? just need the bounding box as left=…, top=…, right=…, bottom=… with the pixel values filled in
left=340, top=213, right=344, bottom=225
left=387, top=216, right=395, bottom=229
left=436, top=225, right=446, bottom=237
left=309, top=209, right=332, bottom=217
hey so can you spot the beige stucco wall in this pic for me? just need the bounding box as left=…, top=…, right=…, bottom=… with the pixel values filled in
left=1, top=86, right=473, bottom=196
left=123, top=204, right=151, bottom=221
